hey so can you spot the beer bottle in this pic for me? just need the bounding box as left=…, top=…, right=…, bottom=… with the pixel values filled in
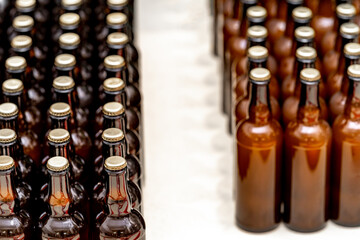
left=98, top=156, right=145, bottom=240
left=41, top=156, right=85, bottom=240
left=0, top=102, right=41, bottom=166
left=52, top=12, right=81, bottom=43
left=52, top=75, right=89, bottom=129
left=282, top=46, right=328, bottom=127
left=329, top=43, right=360, bottom=121
left=331, top=64, right=360, bottom=226
left=310, top=0, right=334, bottom=46
left=235, top=68, right=282, bottom=232
left=107, top=0, right=133, bottom=29
left=324, top=22, right=360, bottom=79
left=97, top=12, right=131, bottom=44
left=59, top=0, right=90, bottom=26
left=284, top=68, right=331, bottom=232
left=0, top=155, right=31, bottom=239
left=321, top=3, right=356, bottom=57
left=2, top=79, right=42, bottom=140
left=0, top=129, right=34, bottom=188
left=8, top=15, right=34, bottom=41
left=49, top=102, right=92, bottom=162
left=273, top=3, right=310, bottom=62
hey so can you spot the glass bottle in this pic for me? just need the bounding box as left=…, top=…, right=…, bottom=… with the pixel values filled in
left=321, top=3, right=356, bottom=57
left=97, top=77, right=140, bottom=134
left=327, top=23, right=360, bottom=99
left=331, top=64, right=360, bottom=226
left=282, top=46, right=329, bottom=127
left=0, top=129, right=34, bottom=188
left=52, top=12, right=81, bottom=44
left=0, top=155, right=31, bottom=239
left=324, top=22, right=360, bottom=80
left=284, top=68, right=331, bottom=232
left=0, top=103, right=40, bottom=167
left=98, top=156, right=145, bottom=240
left=49, top=102, right=92, bottom=163
left=52, top=75, right=89, bottom=129
left=8, top=15, right=34, bottom=41
left=41, top=156, right=85, bottom=240
left=310, top=0, right=334, bottom=46
left=273, top=3, right=310, bottom=62
left=58, top=0, right=90, bottom=26
left=329, top=43, right=360, bottom=122
left=2, top=79, right=42, bottom=142
left=235, top=67, right=282, bottom=232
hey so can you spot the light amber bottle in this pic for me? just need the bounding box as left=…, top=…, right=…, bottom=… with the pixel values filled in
left=331, top=64, right=360, bottom=227
left=282, top=46, right=329, bottom=127
left=327, top=23, right=360, bottom=98
left=235, top=68, right=282, bottom=232
left=329, top=43, right=360, bottom=122
left=284, top=68, right=331, bottom=232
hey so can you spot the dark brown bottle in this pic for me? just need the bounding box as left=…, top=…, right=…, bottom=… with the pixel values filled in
left=324, top=22, right=360, bottom=80
left=0, top=155, right=31, bottom=239
left=235, top=68, right=282, bottom=232
left=329, top=43, right=360, bottom=122
left=52, top=75, right=89, bottom=129
left=49, top=102, right=92, bottom=163
left=2, top=79, right=42, bottom=142
left=327, top=23, right=360, bottom=99
left=8, top=15, right=34, bottom=41
left=58, top=0, right=90, bottom=26
left=0, top=103, right=41, bottom=167
left=0, top=129, right=35, bottom=188
left=282, top=46, right=328, bottom=127
left=273, top=3, right=310, bottom=62
left=98, top=156, right=145, bottom=240
left=284, top=68, right=331, bottom=232
left=331, top=64, right=360, bottom=227
left=97, top=78, right=140, bottom=133
left=320, top=3, right=355, bottom=57
left=97, top=12, right=131, bottom=45
left=41, top=156, right=85, bottom=240
left=52, top=12, right=81, bottom=43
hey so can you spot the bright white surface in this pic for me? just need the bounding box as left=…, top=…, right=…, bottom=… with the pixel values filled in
left=137, top=0, right=360, bottom=239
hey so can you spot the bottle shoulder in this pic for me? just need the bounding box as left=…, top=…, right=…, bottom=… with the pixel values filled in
left=42, top=216, right=80, bottom=237
left=333, top=115, right=360, bottom=142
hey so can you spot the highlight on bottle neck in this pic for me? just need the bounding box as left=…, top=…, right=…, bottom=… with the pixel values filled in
left=345, top=64, right=360, bottom=120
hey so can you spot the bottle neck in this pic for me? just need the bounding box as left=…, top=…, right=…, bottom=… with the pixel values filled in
left=6, top=70, right=29, bottom=89
left=104, top=90, right=127, bottom=106
left=285, top=1, right=303, bottom=37
left=103, top=114, right=127, bottom=131
left=105, top=169, right=132, bottom=217
left=294, top=58, right=316, bottom=82
left=0, top=169, right=16, bottom=216
left=336, top=34, right=358, bottom=53
left=297, top=82, right=321, bottom=124
left=336, top=15, right=353, bottom=33
left=248, top=82, right=272, bottom=124
left=0, top=141, right=20, bottom=162
left=54, top=89, right=78, bottom=124
left=48, top=170, right=71, bottom=217
left=49, top=142, right=71, bottom=160
left=56, top=67, right=77, bottom=81
left=247, top=37, right=267, bottom=48
left=108, top=46, right=127, bottom=59
left=0, top=116, right=20, bottom=134
left=341, top=55, right=360, bottom=93
left=50, top=116, right=72, bottom=131
left=105, top=67, right=128, bottom=84
left=292, top=38, right=314, bottom=55
left=239, top=1, right=257, bottom=37
left=102, top=139, right=127, bottom=159
left=248, top=57, right=267, bottom=74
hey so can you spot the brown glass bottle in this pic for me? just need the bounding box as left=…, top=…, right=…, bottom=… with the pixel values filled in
left=2, top=79, right=42, bottom=142
left=49, top=102, right=92, bottom=162
left=331, top=64, right=360, bottom=226
left=284, top=68, right=331, bottom=232
left=98, top=156, right=145, bottom=240
left=327, top=23, right=360, bottom=99
left=0, top=155, right=31, bottom=239
left=235, top=68, right=282, bottom=232
left=329, top=43, right=360, bottom=122
left=97, top=77, right=140, bottom=134
left=320, top=3, right=356, bottom=57
left=282, top=47, right=328, bottom=127
left=324, top=22, right=360, bottom=80
left=7, top=15, right=34, bottom=41
left=273, top=4, right=311, bottom=62
left=58, top=0, right=90, bottom=26
left=233, top=46, right=281, bottom=131
left=0, top=102, right=41, bottom=166
left=310, top=0, right=334, bottom=46
left=52, top=12, right=81, bottom=43
left=52, top=76, right=89, bottom=130
left=41, top=156, right=85, bottom=240
left=265, top=0, right=288, bottom=45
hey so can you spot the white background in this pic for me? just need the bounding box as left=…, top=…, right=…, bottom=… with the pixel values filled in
left=137, top=0, right=360, bottom=239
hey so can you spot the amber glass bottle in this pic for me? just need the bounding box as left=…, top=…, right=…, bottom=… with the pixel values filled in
left=41, top=156, right=85, bottom=240
left=329, top=43, right=360, bottom=122
left=273, top=4, right=311, bottom=62
left=235, top=68, right=282, bottom=232
left=98, top=156, right=145, bottom=240
left=0, top=102, right=41, bottom=165
left=324, top=22, right=360, bottom=80
left=2, top=79, right=42, bottom=141
left=331, top=64, right=360, bottom=226
left=49, top=102, right=92, bottom=162
left=52, top=76, right=89, bottom=129
left=0, top=155, right=31, bottom=239
left=284, top=68, right=331, bottom=232
left=310, top=0, right=333, bottom=46
left=320, top=3, right=356, bottom=57
left=282, top=46, right=328, bottom=127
